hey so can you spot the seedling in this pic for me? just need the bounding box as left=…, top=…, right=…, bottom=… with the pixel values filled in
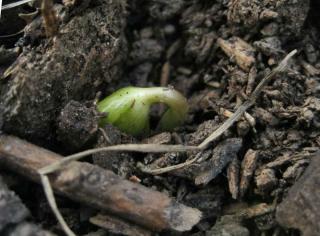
left=97, top=86, right=188, bottom=136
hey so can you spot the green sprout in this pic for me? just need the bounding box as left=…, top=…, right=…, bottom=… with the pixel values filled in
left=97, top=87, right=188, bottom=136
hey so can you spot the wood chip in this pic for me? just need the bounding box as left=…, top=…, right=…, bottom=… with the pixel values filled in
left=239, top=149, right=259, bottom=198
left=217, top=37, right=256, bottom=71
left=227, top=158, right=240, bottom=199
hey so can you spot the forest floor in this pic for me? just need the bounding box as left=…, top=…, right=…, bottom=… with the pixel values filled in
left=0, top=0, right=319, bottom=236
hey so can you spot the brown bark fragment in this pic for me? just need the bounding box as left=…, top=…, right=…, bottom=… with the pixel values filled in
left=217, top=37, right=255, bottom=71
left=0, top=135, right=201, bottom=232
left=255, top=168, right=278, bottom=193
left=239, top=149, right=258, bottom=198
left=227, top=158, right=240, bottom=200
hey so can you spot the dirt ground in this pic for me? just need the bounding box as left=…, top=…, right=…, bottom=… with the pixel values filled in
left=0, top=0, right=319, bottom=235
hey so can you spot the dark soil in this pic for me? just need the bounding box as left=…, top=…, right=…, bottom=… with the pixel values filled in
left=0, top=0, right=319, bottom=235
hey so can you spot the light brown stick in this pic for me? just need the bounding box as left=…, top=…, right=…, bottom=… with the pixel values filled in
left=0, top=135, right=201, bottom=232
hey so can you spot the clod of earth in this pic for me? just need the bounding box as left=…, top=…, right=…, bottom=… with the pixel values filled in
left=276, top=152, right=320, bottom=236
left=0, top=0, right=127, bottom=145
left=97, top=87, right=188, bottom=136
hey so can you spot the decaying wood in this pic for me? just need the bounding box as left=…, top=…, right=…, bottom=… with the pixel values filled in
left=276, top=152, right=320, bottom=236
left=217, top=37, right=256, bottom=71
left=0, top=135, right=201, bottom=232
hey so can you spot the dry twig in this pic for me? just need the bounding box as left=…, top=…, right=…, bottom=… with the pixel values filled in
left=0, top=135, right=201, bottom=236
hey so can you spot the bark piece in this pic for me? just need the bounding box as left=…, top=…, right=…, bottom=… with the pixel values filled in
left=173, top=138, right=242, bottom=185
left=239, top=149, right=258, bottom=198
left=195, top=138, right=243, bottom=185
left=255, top=168, right=278, bottom=193
left=0, top=135, right=201, bottom=232
left=276, top=152, right=320, bottom=236
left=227, top=158, right=240, bottom=199
left=217, top=37, right=255, bottom=71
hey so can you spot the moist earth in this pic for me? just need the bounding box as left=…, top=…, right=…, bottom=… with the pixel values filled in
left=0, top=0, right=319, bottom=235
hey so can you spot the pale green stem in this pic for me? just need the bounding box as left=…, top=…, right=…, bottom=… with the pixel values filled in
left=97, top=87, right=188, bottom=136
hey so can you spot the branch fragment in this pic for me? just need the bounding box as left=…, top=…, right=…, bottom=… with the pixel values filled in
left=0, top=135, right=201, bottom=233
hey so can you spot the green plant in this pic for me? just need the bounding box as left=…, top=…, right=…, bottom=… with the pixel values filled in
left=97, top=87, right=188, bottom=136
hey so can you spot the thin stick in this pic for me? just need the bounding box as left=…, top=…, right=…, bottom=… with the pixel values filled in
left=1, top=0, right=33, bottom=11
left=0, top=135, right=201, bottom=235
left=39, top=144, right=199, bottom=175
left=140, top=152, right=203, bottom=175
left=40, top=175, right=76, bottom=236
left=250, top=49, right=297, bottom=99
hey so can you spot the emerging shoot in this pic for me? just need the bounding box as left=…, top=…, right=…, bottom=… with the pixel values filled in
left=97, top=87, right=188, bottom=136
